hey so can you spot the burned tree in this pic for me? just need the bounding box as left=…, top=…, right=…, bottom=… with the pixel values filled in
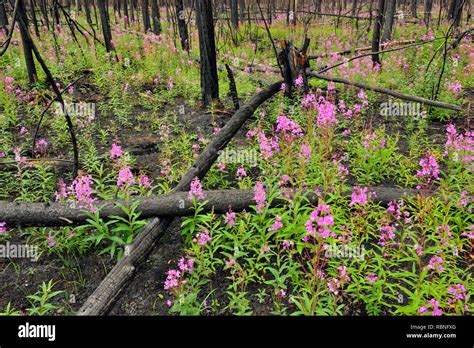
left=98, top=0, right=113, bottom=51
left=371, top=0, right=385, bottom=65
left=18, top=0, right=38, bottom=84
left=195, top=0, right=219, bottom=106
left=151, top=0, right=161, bottom=34
left=141, top=0, right=150, bottom=31
left=230, top=0, right=239, bottom=28
left=175, top=0, right=188, bottom=51
left=0, top=0, right=8, bottom=33
left=382, top=0, right=396, bottom=42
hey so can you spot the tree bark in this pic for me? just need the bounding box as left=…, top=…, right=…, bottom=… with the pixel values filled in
left=175, top=0, right=189, bottom=51
left=0, top=0, right=9, bottom=32
left=0, top=186, right=423, bottom=227
left=195, top=0, right=219, bottom=106
left=382, top=0, right=396, bottom=42
left=141, top=0, right=150, bottom=31
left=98, top=0, right=113, bottom=51
left=371, top=0, right=385, bottom=65
left=18, top=0, right=38, bottom=84
left=230, top=0, right=238, bottom=28
left=150, top=0, right=161, bottom=33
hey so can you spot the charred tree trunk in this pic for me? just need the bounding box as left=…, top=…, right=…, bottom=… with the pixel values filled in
left=230, top=0, right=239, bottom=28
left=29, top=0, right=40, bottom=37
left=123, top=0, right=129, bottom=25
left=141, top=0, right=151, bottom=31
left=0, top=0, right=8, bottom=32
left=196, top=0, right=219, bottom=106
left=382, top=0, right=396, bottom=42
left=410, top=0, right=417, bottom=17
left=18, top=0, right=38, bottom=84
left=39, top=0, right=49, bottom=30
left=98, top=0, right=113, bottom=51
left=448, top=0, right=463, bottom=27
left=175, top=0, right=189, bottom=51
left=151, top=0, right=161, bottom=34
left=371, top=0, right=385, bottom=65
left=423, top=0, right=433, bottom=24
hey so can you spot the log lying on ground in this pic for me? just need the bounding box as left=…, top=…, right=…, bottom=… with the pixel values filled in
left=0, top=186, right=422, bottom=228
left=76, top=81, right=283, bottom=316
left=307, top=72, right=462, bottom=112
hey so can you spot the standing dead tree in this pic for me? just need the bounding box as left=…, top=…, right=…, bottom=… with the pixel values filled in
left=196, top=0, right=219, bottom=106
left=175, top=0, right=189, bottom=51
left=371, top=0, right=385, bottom=65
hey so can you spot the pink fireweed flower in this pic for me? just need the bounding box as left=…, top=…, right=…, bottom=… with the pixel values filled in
left=298, top=143, right=311, bottom=162
left=47, top=236, right=56, bottom=248
left=0, top=222, right=7, bottom=234
left=54, top=178, right=68, bottom=201
left=178, top=257, right=195, bottom=273
left=338, top=265, right=351, bottom=283
left=110, top=143, right=123, bottom=159
left=295, top=75, right=304, bottom=88
left=217, top=162, right=226, bottom=171
left=226, top=258, right=236, bottom=268
left=377, top=225, right=395, bottom=246
left=236, top=167, right=247, bottom=178
left=305, top=205, right=335, bottom=239
left=19, top=126, right=29, bottom=135
left=268, top=216, right=283, bottom=232
left=428, top=298, right=442, bottom=316
left=117, top=167, right=135, bottom=188
left=254, top=182, right=267, bottom=213
left=366, top=274, right=378, bottom=284
left=164, top=269, right=182, bottom=290
left=188, top=177, right=205, bottom=200
left=35, top=139, right=48, bottom=155
left=276, top=115, right=303, bottom=137
left=260, top=245, right=270, bottom=255
left=426, top=256, right=444, bottom=272
left=317, top=99, right=338, bottom=128
left=257, top=131, right=279, bottom=159
left=416, top=155, right=440, bottom=186
left=418, top=306, right=427, bottom=314
left=447, top=80, right=462, bottom=94
left=138, top=174, right=152, bottom=188
left=349, top=186, right=368, bottom=206
left=224, top=210, right=236, bottom=226
left=193, top=230, right=211, bottom=246
left=327, top=278, right=341, bottom=295
left=282, top=240, right=294, bottom=249
left=448, top=284, right=466, bottom=302
left=69, top=175, right=96, bottom=210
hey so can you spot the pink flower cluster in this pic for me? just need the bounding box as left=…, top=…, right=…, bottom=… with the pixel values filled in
left=349, top=186, right=368, bottom=206
left=268, top=216, right=283, bottom=232
left=445, top=124, right=473, bottom=170
left=35, top=139, right=49, bottom=155
left=416, top=155, right=440, bottom=186
left=117, top=167, right=135, bottom=188
left=426, top=256, right=444, bottom=273
left=224, top=210, right=236, bottom=226
left=193, top=230, right=211, bottom=246
left=256, top=131, right=280, bottom=159
left=0, top=222, right=7, bottom=234
left=377, top=225, right=395, bottom=246
left=317, top=99, right=338, bottom=128
left=164, top=257, right=194, bottom=291
left=327, top=266, right=351, bottom=295
left=447, top=80, right=462, bottom=94
left=69, top=175, right=97, bottom=211
left=188, top=177, right=205, bottom=200
left=254, top=182, right=267, bottom=213
left=305, top=205, right=335, bottom=239
left=418, top=298, right=442, bottom=316
left=276, top=115, right=303, bottom=137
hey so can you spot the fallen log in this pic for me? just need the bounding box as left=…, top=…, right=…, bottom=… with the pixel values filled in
left=77, top=81, right=283, bottom=315
left=307, top=72, right=462, bottom=112
left=0, top=186, right=422, bottom=228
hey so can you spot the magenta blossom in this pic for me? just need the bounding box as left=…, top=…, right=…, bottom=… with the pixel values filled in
left=188, top=177, right=205, bottom=200
left=117, top=167, right=135, bottom=188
